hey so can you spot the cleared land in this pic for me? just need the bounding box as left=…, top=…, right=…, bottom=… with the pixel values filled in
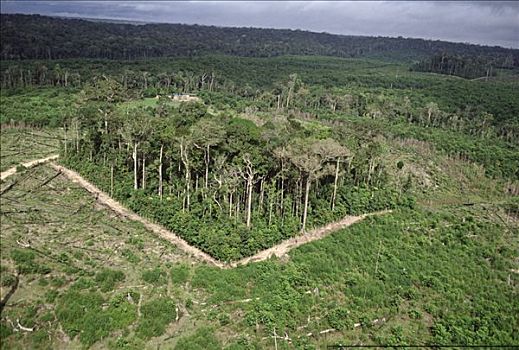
left=0, top=164, right=198, bottom=349
left=0, top=128, right=60, bottom=172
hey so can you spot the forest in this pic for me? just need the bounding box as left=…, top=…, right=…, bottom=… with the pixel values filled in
left=2, top=14, right=519, bottom=65
left=412, top=53, right=500, bottom=79
left=0, top=13, right=518, bottom=350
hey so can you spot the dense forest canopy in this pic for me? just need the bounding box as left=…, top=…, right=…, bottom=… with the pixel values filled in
left=2, top=14, right=519, bottom=65
left=411, top=53, right=507, bottom=79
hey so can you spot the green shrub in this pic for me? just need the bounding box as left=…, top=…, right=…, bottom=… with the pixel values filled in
left=327, top=307, right=353, bottom=330
left=171, top=264, right=190, bottom=284
left=56, top=290, right=137, bottom=347
left=136, top=297, right=176, bottom=339
left=141, top=267, right=167, bottom=286
left=1, top=274, right=17, bottom=287
left=174, top=327, right=221, bottom=350
left=95, top=269, right=125, bottom=292
left=11, top=249, right=38, bottom=274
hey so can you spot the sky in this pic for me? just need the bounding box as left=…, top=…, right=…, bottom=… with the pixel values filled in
left=1, top=1, right=518, bottom=49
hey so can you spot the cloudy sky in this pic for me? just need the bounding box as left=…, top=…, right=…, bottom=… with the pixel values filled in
left=1, top=1, right=518, bottom=48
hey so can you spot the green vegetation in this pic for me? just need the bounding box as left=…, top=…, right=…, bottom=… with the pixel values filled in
left=1, top=122, right=517, bottom=349
left=1, top=18, right=517, bottom=349
left=136, top=298, right=176, bottom=339
left=141, top=267, right=167, bottom=286
left=171, top=264, right=190, bottom=285
left=95, top=268, right=126, bottom=292
left=175, top=327, right=221, bottom=350
left=411, top=53, right=504, bottom=79
left=0, top=165, right=185, bottom=348
left=0, top=87, right=76, bottom=126
left=2, top=14, right=517, bottom=64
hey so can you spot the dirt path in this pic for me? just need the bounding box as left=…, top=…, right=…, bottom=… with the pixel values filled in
left=3, top=156, right=391, bottom=268
left=49, top=162, right=227, bottom=269
left=52, top=161, right=390, bottom=268
left=0, top=155, right=59, bottom=181
left=231, top=210, right=391, bottom=267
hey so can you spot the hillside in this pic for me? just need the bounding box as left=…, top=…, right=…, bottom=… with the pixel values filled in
left=1, top=14, right=519, bottom=64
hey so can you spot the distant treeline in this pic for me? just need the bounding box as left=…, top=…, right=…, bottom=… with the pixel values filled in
left=411, top=53, right=508, bottom=79
left=1, top=14, right=518, bottom=65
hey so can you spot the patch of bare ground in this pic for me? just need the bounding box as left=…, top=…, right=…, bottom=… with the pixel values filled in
left=0, top=154, right=58, bottom=181
left=231, top=210, right=392, bottom=267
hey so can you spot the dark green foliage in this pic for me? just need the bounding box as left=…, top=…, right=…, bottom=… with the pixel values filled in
left=411, top=53, right=502, bottom=79
left=136, top=297, right=176, bottom=339
left=327, top=307, right=354, bottom=330
left=56, top=290, right=107, bottom=345
left=1, top=273, right=16, bottom=287
left=95, top=268, right=126, bottom=292
left=141, top=267, right=167, bottom=286
left=174, top=327, right=222, bottom=350
left=0, top=322, right=13, bottom=342
left=56, top=291, right=137, bottom=346
left=171, top=264, right=190, bottom=284
left=2, top=14, right=517, bottom=64
left=10, top=249, right=48, bottom=274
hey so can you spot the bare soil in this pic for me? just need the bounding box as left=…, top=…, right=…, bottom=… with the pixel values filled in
left=0, top=154, right=59, bottom=181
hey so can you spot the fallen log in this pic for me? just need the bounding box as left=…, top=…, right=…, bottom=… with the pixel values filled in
left=0, top=273, right=19, bottom=315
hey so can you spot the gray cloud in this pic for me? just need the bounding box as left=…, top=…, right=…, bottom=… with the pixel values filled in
left=1, top=1, right=518, bottom=48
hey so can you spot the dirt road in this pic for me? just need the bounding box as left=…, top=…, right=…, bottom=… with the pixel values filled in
left=49, top=162, right=227, bottom=268
left=0, top=155, right=59, bottom=181
left=52, top=159, right=390, bottom=268
left=2, top=155, right=391, bottom=268
left=230, top=210, right=391, bottom=267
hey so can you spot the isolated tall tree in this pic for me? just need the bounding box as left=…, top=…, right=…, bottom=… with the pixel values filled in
left=312, top=138, right=352, bottom=211
left=240, top=154, right=258, bottom=228
left=121, top=109, right=151, bottom=190
left=287, top=139, right=323, bottom=232
left=273, top=146, right=289, bottom=216
left=178, top=135, right=193, bottom=211
left=190, top=118, right=226, bottom=189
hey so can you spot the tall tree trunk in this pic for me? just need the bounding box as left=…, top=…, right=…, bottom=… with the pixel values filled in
left=63, top=125, right=68, bottom=156
left=302, top=175, right=311, bottom=232
left=332, top=158, right=340, bottom=211
left=259, top=178, right=264, bottom=212
left=236, top=194, right=240, bottom=223
left=142, top=156, right=146, bottom=190
left=133, top=142, right=138, bottom=190
left=246, top=177, right=253, bottom=228
left=229, top=192, right=233, bottom=218
left=205, top=145, right=210, bottom=189
left=269, top=200, right=274, bottom=226
left=180, top=142, right=190, bottom=210
left=110, top=164, right=114, bottom=197
left=158, top=144, right=163, bottom=199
